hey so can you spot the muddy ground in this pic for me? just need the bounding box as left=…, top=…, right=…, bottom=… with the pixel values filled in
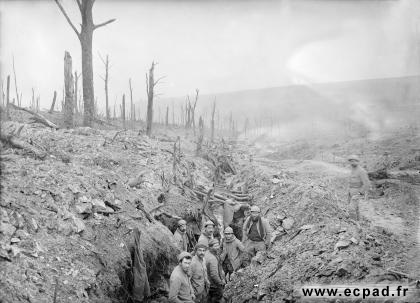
left=1, top=109, right=419, bottom=303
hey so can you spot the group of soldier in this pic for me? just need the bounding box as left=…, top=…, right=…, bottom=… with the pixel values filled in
left=168, top=154, right=370, bottom=303
left=169, top=204, right=271, bottom=303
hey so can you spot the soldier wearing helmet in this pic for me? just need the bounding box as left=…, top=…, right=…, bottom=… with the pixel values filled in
left=174, top=219, right=189, bottom=252
left=242, top=205, right=271, bottom=261
left=347, top=154, right=371, bottom=221
left=198, top=220, right=215, bottom=247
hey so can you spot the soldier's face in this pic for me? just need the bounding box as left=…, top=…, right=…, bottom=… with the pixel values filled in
left=251, top=211, right=260, bottom=220
left=205, top=225, right=214, bottom=234
left=180, top=257, right=192, bottom=272
left=224, top=232, right=234, bottom=240
left=179, top=224, right=186, bottom=232
left=196, top=247, right=206, bottom=258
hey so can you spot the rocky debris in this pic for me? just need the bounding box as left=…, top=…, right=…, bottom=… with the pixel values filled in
left=334, top=239, right=352, bottom=251
left=282, top=217, right=295, bottom=230
left=91, top=199, right=114, bottom=214
left=74, top=202, right=92, bottom=214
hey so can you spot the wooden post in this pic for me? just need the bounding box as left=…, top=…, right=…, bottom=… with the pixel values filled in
left=12, top=56, right=20, bottom=107
left=211, top=99, right=216, bottom=142
left=122, top=94, right=126, bottom=129
left=196, top=116, right=204, bottom=156
left=129, top=78, right=133, bottom=122
left=6, top=75, right=10, bottom=120
left=64, top=51, right=74, bottom=128
left=49, top=91, right=57, bottom=113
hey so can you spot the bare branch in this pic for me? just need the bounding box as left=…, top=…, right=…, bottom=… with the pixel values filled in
left=75, top=0, right=82, bottom=13
left=54, top=0, right=81, bottom=38
left=94, top=18, right=116, bottom=30
left=98, top=51, right=106, bottom=65
left=153, top=75, right=166, bottom=86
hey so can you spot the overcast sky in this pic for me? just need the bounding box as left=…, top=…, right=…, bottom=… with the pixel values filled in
left=1, top=0, right=419, bottom=113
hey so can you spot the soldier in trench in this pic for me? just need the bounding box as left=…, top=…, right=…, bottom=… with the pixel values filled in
left=168, top=251, right=196, bottom=303
left=242, top=206, right=271, bottom=264
left=347, top=155, right=371, bottom=221
left=205, top=239, right=226, bottom=303
left=174, top=219, right=189, bottom=252
left=198, top=220, right=215, bottom=247
left=190, top=241, right=210, bottom=303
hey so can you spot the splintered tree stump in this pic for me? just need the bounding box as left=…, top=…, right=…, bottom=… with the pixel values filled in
left=49, top=91, right=57, bottom=113
left=64, top=51, right=74, bottom=128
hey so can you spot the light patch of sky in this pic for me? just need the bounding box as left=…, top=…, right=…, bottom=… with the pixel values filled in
left=0, top=0, right=419, bottom=113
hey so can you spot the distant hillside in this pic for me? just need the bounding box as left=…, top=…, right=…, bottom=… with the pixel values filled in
left=160, top=76, right=420, bottom=139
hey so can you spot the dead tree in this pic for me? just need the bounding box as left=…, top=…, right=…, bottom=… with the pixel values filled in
left=211, top=98, right=216, bottom=142
left=122, top=94, right=126, bottom=129
left=145, top=61, right=164, bottom=136
left=191, top=89, right=199, bottom=135
left=64, top=51, right=74, bottom=128
left=74, top=71, right=80, bottom=114
left=244, top=117, right=249, bottom=136
left=172, top=101, right=175, bottom=125
left=54, top=0, right=115, bottom=127
left=129, top=78, right=133, bottom=123
left=12, top=56, right=21, bottom=107
left=6, top=76, right=10, bottom=120
left=1, top=79, right=5, bottom=107
left=31, top=88, right=35, bottom=110
left=196, top=116, right=204, bottom=156
left=49, top=91, right=57, bottom=113
left=98, top=54, right=110, bottom=120
left=165, top=105, right=169, bottom=127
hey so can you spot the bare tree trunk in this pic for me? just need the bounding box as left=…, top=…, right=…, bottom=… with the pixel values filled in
left=196, top=116, right=204, bottom=156
left=99, top=55, right=110, bottom=121
left=6, top=75, right=10, bottom=120
left=36, top=96, right=40, bottom=112
left=122, top=94, right=126, bottom=129
left=74, top=71, right=80, bottom=114
left=146, top=61, right=155, bottom=136
left=64, top=51, right=74, bottom=128
left=129, top=78, right=133, bottom=122
left=54, top=0, right=115, bottom=127
left=172, top=101, right=175, bottom=125
left=19, top=93, right=22, bottom=107
left=191, top=89, right=199, bottom=135
left=211, top=99, right=216, bottom=142
left=12, top=56, right=20, bottom=107
left=165, top=105, right=169, bottom=127
left=1, top=80, right=4, bottom=107
left=133, top=104, right=136, bottom=122
left=31, top=88, right=35, bottom=110
left=49, top=91, right=57, bottom=113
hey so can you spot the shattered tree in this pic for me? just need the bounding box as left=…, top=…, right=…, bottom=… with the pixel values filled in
left=99, top=54, right=110, bottom=121
left=49, top=91, right=57, bottom=113
left=145, top=61, right=164, bottom=136
left=64, top=51, right=74, bottom=128
left=54, top=0, right=115, bottom=127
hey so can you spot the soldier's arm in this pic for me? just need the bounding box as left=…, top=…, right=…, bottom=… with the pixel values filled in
left=168, top=277, right=183, bottom=303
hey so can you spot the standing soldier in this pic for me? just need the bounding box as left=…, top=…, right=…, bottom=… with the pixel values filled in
left=205, top=239, right=226, bottom=303
left=198, top=220, right=215, bottom=247
left=169, top=251, right=195, bottom=303
left=220, top=226, right=245, bottom=281
left=190, top=241, right=210, bottom=303
left=174, top=219, right=189, bottom=252
left=347, top=155, right=371, bottom=221
left=242, top=206, right=271, bottom=262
